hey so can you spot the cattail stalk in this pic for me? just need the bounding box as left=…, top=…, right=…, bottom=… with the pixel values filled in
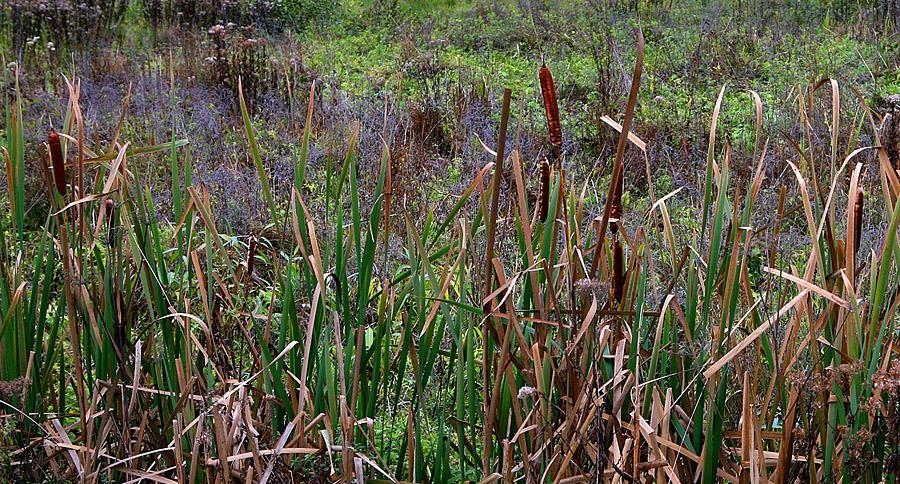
left=539, top=64, right=562, bottom=164
left=48, top=129, right=66, bottom=195
left=482, top=88, right=511, bottom=478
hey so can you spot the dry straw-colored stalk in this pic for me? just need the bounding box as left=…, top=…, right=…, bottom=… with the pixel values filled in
left=853, top=188, right=864, bottom=252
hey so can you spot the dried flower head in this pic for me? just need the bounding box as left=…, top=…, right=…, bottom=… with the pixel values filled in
left=575, top=278, right=608, bottom=300
left=0, top=376, right=30, bottom=400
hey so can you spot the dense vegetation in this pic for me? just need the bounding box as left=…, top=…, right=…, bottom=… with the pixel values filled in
left=0, top=0, right=899, bottom=482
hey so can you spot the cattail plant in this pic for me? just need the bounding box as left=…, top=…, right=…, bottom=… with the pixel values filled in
left=539, top=63, right=562, bottom=164
left=47, top=128, right=66, bottom=195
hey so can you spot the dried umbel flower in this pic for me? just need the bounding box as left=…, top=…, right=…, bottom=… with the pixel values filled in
left=539, top=63, right=562, bottom=163
left=538, top=158, right=551, bottom=222
left=208, top=24, right=226, bottom=36
left=574, top=278, right=607, bottom=299
left=0, top=377, right=30, bottom=400
left=853, top=188, right=864, bottom=253
left=874, top=359, right=900, bottom=393
left=48, top=128, right=66, bottom=195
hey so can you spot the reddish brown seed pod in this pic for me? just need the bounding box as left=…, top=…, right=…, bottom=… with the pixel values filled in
left=538, top=158, right=551, bottom=222
left=853, top=188, right=864, bottom=254
left=539, top=63, right=562, bottom=163
left=612, top=238, right=625, bottom=303
left=47, top=129, right=66, bottom=195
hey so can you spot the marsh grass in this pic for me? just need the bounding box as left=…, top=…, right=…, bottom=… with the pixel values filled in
left=0, top=28, right=898, bottom=484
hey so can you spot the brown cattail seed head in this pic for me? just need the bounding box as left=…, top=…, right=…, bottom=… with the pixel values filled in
left=609, top=173, right=624, bottom=235
left=538, top=158, right=551, bottom=222
left=612, top=238, right=625, bottom=303
left=539, top=64, right=562, bottom=164
left=48, top=129, right=66, bottom=195
left=853, top=188, right=864, bottom=254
